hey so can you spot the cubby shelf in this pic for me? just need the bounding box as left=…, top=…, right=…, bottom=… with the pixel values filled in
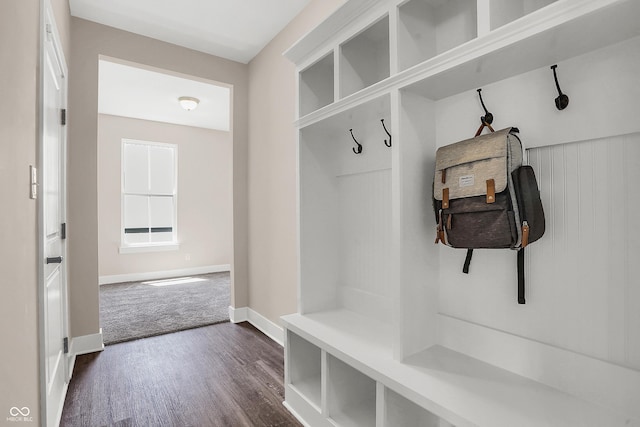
left=284, top=311, right=393, bottom=363
left=340, top=15, right=390, bottom=98
left=285, top=0, right=640, bottom=425
left=300, top=52, right=335, bottom=117
left=488, top=0, right=558, bottom=31
left=288, top=331, right=322, bottom=409
left=327, top=354, right=377, bottom=427
left=293, top=0, right=640, bottom=128
left=397, top=0, right=478, bottom=72
left=383, top=387, right=453, bottom=427
left=283, top=314, right=637, bottom=427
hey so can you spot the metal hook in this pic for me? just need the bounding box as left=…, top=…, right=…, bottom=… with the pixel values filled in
left=381, top=119, right=392, bottom=147
left=477, top=88, right=494, bottom=125
left=551, top=65, right=569, bottom=110
left=349, top=129, right=362, bottom=154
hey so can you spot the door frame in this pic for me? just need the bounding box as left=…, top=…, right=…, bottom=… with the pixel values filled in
left=38, top=1, right=70, bottom=425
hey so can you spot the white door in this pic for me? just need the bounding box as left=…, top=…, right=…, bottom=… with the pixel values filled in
left=41, top=6, right=68, bottom=426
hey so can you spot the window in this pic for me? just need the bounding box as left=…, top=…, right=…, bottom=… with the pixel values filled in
left=121, top=139, right=177, bottom=252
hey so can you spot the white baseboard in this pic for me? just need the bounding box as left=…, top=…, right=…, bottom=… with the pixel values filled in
left=67, top=329, right=104, bottom=381
left=229, top=306, right=284, bottom=346
left=438, top=314, right=640, bottom=419
left=70, top=328, right=105, bottom=356
left=67, top=352, right=76, bottom=381
left=99, top=264, right=230, bottom=285
left=229, top=306, right=248, bottom=323
left=53, top=380, right=69, bottom=427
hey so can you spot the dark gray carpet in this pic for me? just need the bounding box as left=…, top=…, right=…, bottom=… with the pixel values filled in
left=100, top=272, right=230, bottom=345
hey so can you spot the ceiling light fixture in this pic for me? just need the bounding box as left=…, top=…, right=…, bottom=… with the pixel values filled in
left=178, top=96, right=199, bottom=111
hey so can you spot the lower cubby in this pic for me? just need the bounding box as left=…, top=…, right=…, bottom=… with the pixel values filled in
left=287, top=330, right=322, bottom=409
left=383, top=387, right=456, bottom=427
left=326, top=354, right=376, bottom=427
left=283, top=314, right=639, bottom=427
left=284, top=329, right=456, bottom=427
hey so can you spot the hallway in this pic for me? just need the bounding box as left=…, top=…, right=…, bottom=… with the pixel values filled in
left=60, top=322, right=301, bottom=426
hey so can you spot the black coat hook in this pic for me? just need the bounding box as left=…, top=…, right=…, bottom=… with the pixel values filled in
left=477, top=88, right=494, bottom=125
left=349, top=129, right=362, bottom=154
left=381, top=119, right=392, bottom=147
left=551, top=65, right=569, bottom=110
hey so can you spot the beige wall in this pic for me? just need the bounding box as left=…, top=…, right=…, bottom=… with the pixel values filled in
left=98, top=114, right=232, bottom=278
left=0, top=0, right=70, bottom=423
left=0, top=1, right=343, bottom=420
left=68, top=0, right=345, bottom=340
left=69, top=18, right=249, bottom=338
left=51, top=0, right=70, bottom=60
left=0, top=0, right=39, bottom=419
left=247, top=0, right=345, bottom=324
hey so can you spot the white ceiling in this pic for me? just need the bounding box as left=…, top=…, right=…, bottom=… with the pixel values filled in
left=70, top=0, right=311, bottom=64
left=98, top=60, right=231, bottom=131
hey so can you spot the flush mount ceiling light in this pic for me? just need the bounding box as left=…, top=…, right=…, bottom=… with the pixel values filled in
left=178, top=96, right=199, bottom=111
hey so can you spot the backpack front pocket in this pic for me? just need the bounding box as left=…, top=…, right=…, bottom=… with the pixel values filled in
left=443, top=192, right=517, bottom=249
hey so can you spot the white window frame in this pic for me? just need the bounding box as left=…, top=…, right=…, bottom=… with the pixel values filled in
left=119, top=138, right=179, bottom=253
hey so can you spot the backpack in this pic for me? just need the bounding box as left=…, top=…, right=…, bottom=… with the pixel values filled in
left=433, top=126, right=545, bottom=304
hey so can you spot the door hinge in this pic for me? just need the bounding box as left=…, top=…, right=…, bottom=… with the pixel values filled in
left=63, top=337, right=69, bottom=354
left=29, top=165, right=38, bottom=199
left=61, top=223, right=66, bottom=240
left=61, top=108, right=66, bottom=126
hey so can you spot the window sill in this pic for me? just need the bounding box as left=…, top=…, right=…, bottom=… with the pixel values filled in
left=119, top=243, right=180, bottom=254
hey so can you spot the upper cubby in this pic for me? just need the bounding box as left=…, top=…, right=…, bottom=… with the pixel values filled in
left=288, top=0, right=640, bottom=127
left=300, top=52, right=335, bottom=117
left=400, top=0, right=640, bottom=101
left=340, top=15, right=390, bottom=98
left=397, top=0, right=477, bottom=72
left=488, top=0, right=558, bottom=31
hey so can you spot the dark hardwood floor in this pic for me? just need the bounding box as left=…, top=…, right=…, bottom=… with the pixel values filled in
left=60, top=322, right=302, bottom=427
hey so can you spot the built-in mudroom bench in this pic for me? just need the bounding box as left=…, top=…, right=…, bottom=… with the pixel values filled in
left=282, top=0, right=640, bottom=426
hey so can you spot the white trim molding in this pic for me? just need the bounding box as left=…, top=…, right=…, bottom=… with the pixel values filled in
left=119, top=243, right=180, bottom=254
left=229, top=306, right=284, bottom=347
left=70, top=328, right=105, bottom=356
left=99, top=264, right=230, bottom=285
left=67, top=328, right=105, bottom=380
left=229, top=306, right=248, bottom=323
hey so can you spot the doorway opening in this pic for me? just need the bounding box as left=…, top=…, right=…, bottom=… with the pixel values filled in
left=96, top=57, right=234, bottom=344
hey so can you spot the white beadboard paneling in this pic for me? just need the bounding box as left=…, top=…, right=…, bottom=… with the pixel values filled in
left=338, top=168, right=392, bottom=320
left=439, top=133, right=640, bottom=371
left=606, top=139, right=627, bottom=364
left=623, top=133, right=640, bottom=367
left=299, top=101, right=392, bottom=318
left=527, top=134, right=640, bottom=369
left=299, top=134, right=341, bottom=314
left=339, top=285, right=391, bottom=322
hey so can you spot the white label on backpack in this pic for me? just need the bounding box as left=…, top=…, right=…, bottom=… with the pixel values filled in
left=459, top=175, right=475, bottom=187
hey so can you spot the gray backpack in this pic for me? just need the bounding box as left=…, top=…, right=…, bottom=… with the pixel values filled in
left=433, top=127, right=545, bottom=304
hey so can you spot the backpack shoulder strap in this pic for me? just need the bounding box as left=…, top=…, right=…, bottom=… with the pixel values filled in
left=462, top=249, right=473, bottom=274
left=518, top=248, right=526, bottom=304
